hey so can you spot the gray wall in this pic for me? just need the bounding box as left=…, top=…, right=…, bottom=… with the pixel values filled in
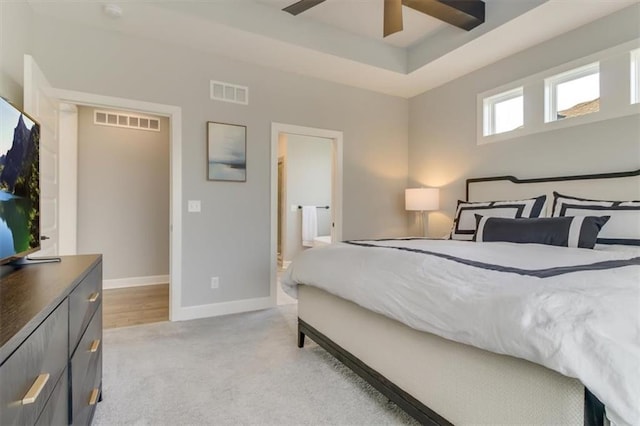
left=0, top=2, right=33, bottom=107
left=22, top=12, right=408, bottom=306
left=76, top=106, right=170, bottom=280
left=408, top=4, right=640, bottom=237
left=283, top=134, right=332, bottom=262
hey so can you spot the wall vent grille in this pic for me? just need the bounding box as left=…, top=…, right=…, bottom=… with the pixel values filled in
left=94, top=110, right=160, bottom=132
left=210, top=80, right=249, bottom=105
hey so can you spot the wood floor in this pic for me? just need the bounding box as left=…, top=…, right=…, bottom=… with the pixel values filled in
left=103, top=284, right=169, bottom=329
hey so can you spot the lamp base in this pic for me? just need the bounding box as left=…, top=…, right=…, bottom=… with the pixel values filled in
left=421, top=211, right=429, bottom=238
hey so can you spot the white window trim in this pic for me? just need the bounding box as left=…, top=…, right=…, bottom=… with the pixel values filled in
left=544, top=62, right=599, bottom=123
left=477, top=38, right=640, bottom=146
left=631, top=48, right=640, bottom=104
left=483, top=87, right=523, bottom=137
left=477, top=83, right=528, bottom=145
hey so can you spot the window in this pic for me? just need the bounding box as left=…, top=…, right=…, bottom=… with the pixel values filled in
left=477, top=40, right=639, bottom=145
left=545, top=62, right=600, bottom=123
left=631, top=48, right=640, bottom=104
left=482, top=87, right=523, bottom=136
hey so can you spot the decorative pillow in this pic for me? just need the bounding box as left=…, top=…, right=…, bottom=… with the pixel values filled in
left=473, top=215, right=610, bottom=249
left=450, top=195, right=546, bottom=241
left=552, top=192, right=640, bottom=246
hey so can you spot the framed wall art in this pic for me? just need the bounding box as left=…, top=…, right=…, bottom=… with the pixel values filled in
left=207, top=121, right=247, bottom=182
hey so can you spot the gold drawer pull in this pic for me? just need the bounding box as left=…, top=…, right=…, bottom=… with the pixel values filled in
left=89, top=339, right=101, bottom=353
left=88, top=292, right=100, bottom=303
left=88, top=388, right=100, bottom=406
left=22, top=373, right=50, bottom=405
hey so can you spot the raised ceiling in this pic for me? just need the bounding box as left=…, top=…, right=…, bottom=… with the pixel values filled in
left=256, top=0, right=448, bottom=47
left=27, top=0, right=637, bottom=98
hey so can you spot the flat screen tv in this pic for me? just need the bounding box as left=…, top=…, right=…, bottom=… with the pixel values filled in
left=0, top=97, right=40, bottom=265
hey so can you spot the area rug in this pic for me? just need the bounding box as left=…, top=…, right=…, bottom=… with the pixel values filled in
left=93, top=304, right=417, bottom=425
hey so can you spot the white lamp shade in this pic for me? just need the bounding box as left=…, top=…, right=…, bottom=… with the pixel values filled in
left=405, top=188, right=439, bottom=211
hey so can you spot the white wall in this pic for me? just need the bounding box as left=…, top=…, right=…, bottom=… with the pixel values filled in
left=408, top=4, right=640, bottom=237
left=24, top=12, right=408, bottom=308
left=282, top=134, right=332, bottom=262
left=76, top=106, right=170, bottom=281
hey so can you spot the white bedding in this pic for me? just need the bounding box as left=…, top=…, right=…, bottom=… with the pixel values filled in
left=281, top=239, right=640, bottom=425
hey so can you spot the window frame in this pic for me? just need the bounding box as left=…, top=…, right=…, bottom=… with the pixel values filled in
left=476, top=39, right=639, bottom=146
left=482, top=87, right=524, bottom=137
left=544, top=62, right=600, bottom=123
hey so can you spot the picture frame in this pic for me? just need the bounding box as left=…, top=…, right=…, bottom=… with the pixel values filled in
left=207, top=121, right=247, bottom=182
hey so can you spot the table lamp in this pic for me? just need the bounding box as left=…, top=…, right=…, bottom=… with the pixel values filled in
left=405, top=188, right=439, bottom=237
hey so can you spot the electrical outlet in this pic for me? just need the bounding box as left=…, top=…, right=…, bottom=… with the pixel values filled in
left=210, top=276, right=219, bottom=289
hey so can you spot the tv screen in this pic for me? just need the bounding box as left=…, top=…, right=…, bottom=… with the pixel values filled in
left=0, top=97, right=40, bottom=265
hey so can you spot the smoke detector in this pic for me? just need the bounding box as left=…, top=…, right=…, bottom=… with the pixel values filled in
left=103, top=4, right=123, bottom=19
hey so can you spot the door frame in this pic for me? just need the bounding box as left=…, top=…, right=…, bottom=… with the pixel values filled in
left=52, top=88, right=182, bottom=321
left=270, top=122, right=343, bottom=304
left=24, top=55, right=59, bottom=256
left=277, top=156, right=285, bottom=262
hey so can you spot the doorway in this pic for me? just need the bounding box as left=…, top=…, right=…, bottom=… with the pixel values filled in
left=53, top=88, right=183, bottom=321
left=270, top=123, right=343, bottom=306
left=75, top=106, right=170, bottom=328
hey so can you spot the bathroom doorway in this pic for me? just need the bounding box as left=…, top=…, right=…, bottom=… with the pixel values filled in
left=278, top=133, right=334, bottom=268
left=270, top=123, right=343, bottom=306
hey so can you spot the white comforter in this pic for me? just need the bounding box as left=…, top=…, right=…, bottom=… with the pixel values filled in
left=281, top=239, right=640, bottom=426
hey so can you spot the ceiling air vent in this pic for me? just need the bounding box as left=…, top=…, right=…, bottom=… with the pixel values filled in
left=210, top=80, right=249, bottom=105
left=94, top=110, right=160, bottom=132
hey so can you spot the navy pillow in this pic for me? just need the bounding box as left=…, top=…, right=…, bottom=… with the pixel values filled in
left=473, top=215, right=610, bottom=249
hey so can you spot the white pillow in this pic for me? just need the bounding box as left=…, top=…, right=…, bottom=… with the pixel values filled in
left=450, top=195, right=547, bottom=241
left=552, top=192, right=640, bottom=246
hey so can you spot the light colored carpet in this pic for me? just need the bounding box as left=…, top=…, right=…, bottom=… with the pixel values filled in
left=93, top=304, right=418, bottom=425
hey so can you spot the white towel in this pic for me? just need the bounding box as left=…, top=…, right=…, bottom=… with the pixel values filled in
left=301, top=206, right=318, bottom=247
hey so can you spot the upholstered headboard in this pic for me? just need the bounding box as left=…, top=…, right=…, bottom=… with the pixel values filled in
left=466, top=169, right=640, bottom=214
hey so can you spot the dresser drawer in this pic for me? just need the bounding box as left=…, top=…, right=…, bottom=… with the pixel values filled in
left=35, top=368, right=68, bottom=426
left=69, top=263, right=102, bottom=354
left=0, top=300, right=68, bottom=426
left=71, top=304, right=102, bottom=426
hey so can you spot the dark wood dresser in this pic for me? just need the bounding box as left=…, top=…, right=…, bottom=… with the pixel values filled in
left=0, top=255, right=103, bottom=426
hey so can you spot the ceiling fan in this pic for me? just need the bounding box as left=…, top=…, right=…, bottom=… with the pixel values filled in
left=282, top=0, right=485, bottom=37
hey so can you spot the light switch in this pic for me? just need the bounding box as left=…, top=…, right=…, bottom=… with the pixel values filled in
left=188, top=200, right=201, bottom=213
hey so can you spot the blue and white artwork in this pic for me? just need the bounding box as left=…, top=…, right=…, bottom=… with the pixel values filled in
left=207, top=122, right=246, bottom=182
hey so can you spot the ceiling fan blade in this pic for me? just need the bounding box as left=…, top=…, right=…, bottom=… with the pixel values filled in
left=402, top=0, right=485, bottom=31
left=283, top=0, right=326, bottom=16
left=383, top=0, right=403, bottom=37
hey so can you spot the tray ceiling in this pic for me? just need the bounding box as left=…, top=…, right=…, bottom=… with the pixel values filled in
left=26, top=0, right=637, bottom=98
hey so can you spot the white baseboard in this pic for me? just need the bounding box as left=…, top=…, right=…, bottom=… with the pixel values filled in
left=103, top=274, right=170, bottom=290
left=174, top=296, right=274, bottom=321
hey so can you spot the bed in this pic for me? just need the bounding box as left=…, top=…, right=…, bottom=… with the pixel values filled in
left=281, top=169, right=640, bottom=426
